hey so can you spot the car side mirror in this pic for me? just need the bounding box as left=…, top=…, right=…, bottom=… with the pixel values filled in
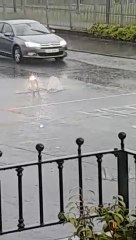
left=51, top=29, right=55, bottom=33
left=4, top=32, right=14, bottom=37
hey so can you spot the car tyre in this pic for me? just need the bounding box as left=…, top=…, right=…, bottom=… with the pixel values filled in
left=13, top=46, right=23, bottom=64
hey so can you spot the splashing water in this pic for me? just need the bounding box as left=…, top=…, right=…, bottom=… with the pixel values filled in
left=16, top=74, right=65, bottom=127
left=26, top=74, right=41, bottom=97
left=47, top=76, right=63, bottom=93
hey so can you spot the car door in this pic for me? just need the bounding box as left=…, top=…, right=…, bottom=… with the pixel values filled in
left=0, top=22, right=4, bottom=52
left=1, top=23, right=14, bottom=55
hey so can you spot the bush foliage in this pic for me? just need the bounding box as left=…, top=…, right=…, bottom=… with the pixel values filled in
left=64, top=195, right=136, bottom=240
left=88, top=24, right=136, bottom=42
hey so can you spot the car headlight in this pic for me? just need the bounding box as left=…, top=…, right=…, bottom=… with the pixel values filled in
left=25, top=42, right=41, bottom=48
left=60, top=40, right=67, bottom=47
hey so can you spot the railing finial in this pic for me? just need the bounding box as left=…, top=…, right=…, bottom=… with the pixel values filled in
left=76, top=138, right=84, bottom=147
left=36, top=144, right=44, bottom=153
left=118, top=132, right=126, bottom=150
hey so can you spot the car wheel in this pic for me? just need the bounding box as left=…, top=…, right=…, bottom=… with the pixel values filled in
left=13, top=46, right=23, bottom=64
left=55, top=57, right=64, bottom=62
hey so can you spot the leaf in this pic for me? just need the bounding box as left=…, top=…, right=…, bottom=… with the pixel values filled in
left=119, top=227, right=127, bottom=237
left=118, top=200, right=126, bottom=208
left=65, top=201, right=75, bottom=209
left=113, top=195, right=125, bottom=206
left=89, top=206, right=97, bottom=214
left=69, top=206, right=76, bottom=212
left=77, top=227, right=93, bottom=238
left=64, top=213, right=70, bottom=222
left=69, top=217, right=78, bottom=228
left=96, top=232, right=112, bottom=240
left=118, top=195, right=124, bottom=202
left=86, top=201, right=94, bottom=205
left=115, top=206, right=124, bottom=215
left=88, top=189, right=95, bottom=195
left=107, top=210, right=114, bottom=215
left=68, top=194, right=78, bottom=201
left=113, top=213, right=124, bottom=225
left=103, top=223, right=109, bottom=232
left=97, top=217, right=105, bottom=223
left=64, top=212, right=77, bottom=223
left=76, top=224, right=84, bottom=236
left=86, top=229, right=93, bottom=238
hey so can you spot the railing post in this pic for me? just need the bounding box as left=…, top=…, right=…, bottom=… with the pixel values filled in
left=134, top=155, right=136, bottom=213
left=57, top=160, right=64, bottom=222
left=76, top=138, right=84, bottom=216
left=0, top=181, right=2, bottom=233
left=0, top=152, right=2, bottom=233
left=16, top=167, right=25, bottom=230
left=118, top=132, right=129, bottom=209
left=96, top=154, right=103, bottom=207
left=36, top=144, right=44, bottom=225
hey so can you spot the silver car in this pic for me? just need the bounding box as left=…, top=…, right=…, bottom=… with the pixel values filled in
left=0, top=19, right=67, bottom=63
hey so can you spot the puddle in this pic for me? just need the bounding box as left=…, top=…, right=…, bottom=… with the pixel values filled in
left=74, top=64, right=136, bottom=90
left=1, top=57, right=136, bottom=92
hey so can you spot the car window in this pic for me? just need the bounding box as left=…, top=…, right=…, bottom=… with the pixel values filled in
left=0, top=23, right=4, bottom=33
left=14, top=22, right=50, bottom=36
left=2, top=23, right=13, bottom=34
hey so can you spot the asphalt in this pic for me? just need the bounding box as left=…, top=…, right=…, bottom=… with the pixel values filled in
left=57, top=30, right=136, bottom=59
left=0, top=34, right=136, bottom=240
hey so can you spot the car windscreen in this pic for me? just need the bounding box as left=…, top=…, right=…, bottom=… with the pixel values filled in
left=13, top=22, right=50, bottom=36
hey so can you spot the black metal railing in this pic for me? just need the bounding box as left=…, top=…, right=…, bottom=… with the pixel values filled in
left=0, top=132, right=135, bottom=235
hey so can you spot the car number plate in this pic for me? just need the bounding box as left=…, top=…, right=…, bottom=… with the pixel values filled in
left=45, top=49, right=59, bottom=53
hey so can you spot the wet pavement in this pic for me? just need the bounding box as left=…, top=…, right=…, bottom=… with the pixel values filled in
left=0, top=45, right=136, bottom=240
left=58, top=31, right=136, bottom=59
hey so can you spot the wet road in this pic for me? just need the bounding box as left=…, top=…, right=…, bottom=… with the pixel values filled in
left=1, top=51, right=136, bottom=239
left=59, top=32, right=136, bottom=59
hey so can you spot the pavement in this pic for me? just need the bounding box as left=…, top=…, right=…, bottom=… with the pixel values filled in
left=57, top=30, right=136, bottom=59
left=0, top=34, right=136, bottom=240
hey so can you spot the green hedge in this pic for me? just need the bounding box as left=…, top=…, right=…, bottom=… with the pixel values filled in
left=88, top=24, right=136, bottom=42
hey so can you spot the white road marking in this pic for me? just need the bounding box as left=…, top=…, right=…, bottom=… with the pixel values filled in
left=78, top=111, right=91, bottom=115
left=126, top=104, right=136, bottom=108
left=126, top=105, right=136, bottom=110
left=78, top=103, right=136, bottom=119
left=101, top=108, right=128, bottom=117
left=78, top=110, right=112, bottom=119
left=9, top=92, right=136, bottom=111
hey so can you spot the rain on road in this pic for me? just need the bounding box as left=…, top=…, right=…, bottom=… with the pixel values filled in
left=0, top=51, right=136, bottom=240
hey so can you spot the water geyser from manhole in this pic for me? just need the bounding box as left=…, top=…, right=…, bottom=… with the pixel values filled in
left=47, top=76, right=63, bottom=93
left=27, top=74, right=40, bottom=97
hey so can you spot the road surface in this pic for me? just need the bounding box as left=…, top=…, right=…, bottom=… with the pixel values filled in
left=0, top=51, right=136, bottom=239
